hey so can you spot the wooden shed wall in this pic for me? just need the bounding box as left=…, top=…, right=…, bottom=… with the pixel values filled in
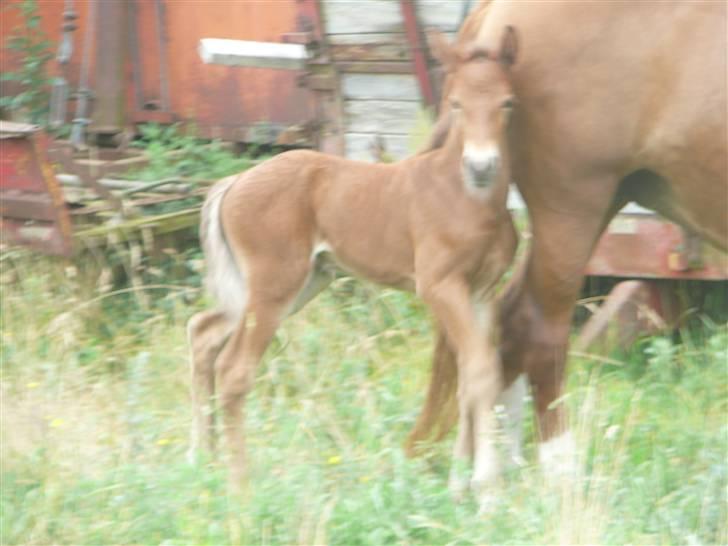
left=321, top=0, right=463, bottom=161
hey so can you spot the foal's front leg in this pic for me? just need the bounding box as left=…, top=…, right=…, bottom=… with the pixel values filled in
left=418, top=276, right=503, bottom=505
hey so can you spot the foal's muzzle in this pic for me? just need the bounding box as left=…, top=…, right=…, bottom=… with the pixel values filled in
left=463, top=155, right=500, bottom=188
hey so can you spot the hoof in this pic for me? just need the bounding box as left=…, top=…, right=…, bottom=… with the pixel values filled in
left=448, top=472, right=470, bottom=503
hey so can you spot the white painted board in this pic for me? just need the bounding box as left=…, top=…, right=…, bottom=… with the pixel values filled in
left=198, top=39, right=308, bottom=70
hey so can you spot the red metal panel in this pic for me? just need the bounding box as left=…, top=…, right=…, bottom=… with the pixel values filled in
left=586, top=216, right=728, bottom=281
left=1, top=0, right=315, bottom=139
left=0, top=125, right=74, bottom=256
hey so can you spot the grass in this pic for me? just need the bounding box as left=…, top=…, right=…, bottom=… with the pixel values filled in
left=1, top=250, right=726, bottom=545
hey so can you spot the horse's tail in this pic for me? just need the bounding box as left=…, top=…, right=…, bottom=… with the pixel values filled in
left=405, top=328, right=459, bottom=456
left=200, top=175, right=248, bottom=321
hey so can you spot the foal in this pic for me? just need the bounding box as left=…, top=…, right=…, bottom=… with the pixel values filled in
left=188, top=28, right=519, bottom=502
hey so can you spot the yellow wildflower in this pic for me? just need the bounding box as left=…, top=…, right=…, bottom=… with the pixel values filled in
left=327, top=455, right=341, bottom=465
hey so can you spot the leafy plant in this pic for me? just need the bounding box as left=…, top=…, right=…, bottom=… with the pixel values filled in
left=0, top=0, right=54, bottom=124
left=129, top=123, right=262, bottom=183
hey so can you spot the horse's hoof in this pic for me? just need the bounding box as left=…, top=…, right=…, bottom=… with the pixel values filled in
left=448, top=473, right=470, bottom=503
left=186, top=447, right=198, bottom=466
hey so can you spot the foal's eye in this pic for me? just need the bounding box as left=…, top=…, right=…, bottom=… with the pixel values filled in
left=501, top=97, right=516, bottom=110
left=449, top=98, right=462, bottom=111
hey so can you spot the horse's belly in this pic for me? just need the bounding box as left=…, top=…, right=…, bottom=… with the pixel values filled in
left=320, top=241, right=415, bottom=291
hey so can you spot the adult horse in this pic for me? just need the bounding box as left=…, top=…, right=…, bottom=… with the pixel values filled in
left=410, top=0, right=727, bottom=483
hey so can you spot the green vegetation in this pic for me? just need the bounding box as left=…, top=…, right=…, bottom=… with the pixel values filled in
left=0, top=0, right=54, bottom=124
left=1, top=110, right=726, bottom=544
left=128, top=124, right=262, bottom=184
left=1, top=249, right=726, bottom=545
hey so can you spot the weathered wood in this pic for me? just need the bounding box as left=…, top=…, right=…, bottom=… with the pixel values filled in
left=198, top=38, right=308, bottom=70
left=336, top=61, right=414, bottom=74
left=344, top=133, right=412, bottom=162
left=74, top=208, right=200, bottom=246
left=342, top=74, right=420, bottom=101
left=323, top=0, right=403, bottom=34
left=417, top=1, right=465, bottom=32
left=57, top=174, right=192, bottom=194
left=330, top=42, right=410, bottom=62
left=0, top=192, right=56, bottom=221
left=344, top=100, right=420, bottom=134
left=326, top=31, right=457, bottom=46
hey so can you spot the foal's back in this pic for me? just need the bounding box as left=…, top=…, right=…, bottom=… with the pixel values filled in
left=221, top=149, right=418, bottom=288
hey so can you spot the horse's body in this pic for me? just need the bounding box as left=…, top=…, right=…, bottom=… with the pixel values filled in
left=414, top=0, right=727, bottom=477
left=188, top=32, right=521, bottom=503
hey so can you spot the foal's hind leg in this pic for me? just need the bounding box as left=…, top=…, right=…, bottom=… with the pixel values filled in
left=215, top=259, right=314, bottom=485
left=187, top=309, right=233, bottom=462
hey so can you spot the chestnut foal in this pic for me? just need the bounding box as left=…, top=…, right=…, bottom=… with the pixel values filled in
left=187, top=28, right=519, bottom=504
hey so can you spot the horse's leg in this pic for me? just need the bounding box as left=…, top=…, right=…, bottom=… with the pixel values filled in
left=418, top=278, right=502, bottom=503
left=215, top=258, right=313, bottom=486
left=186, top=309, right=233, bottom=462
left=501, top=175, right=626, bottom=479
left=495, top=374, right=527, bottom=468
left=288, top=256, right=335, bottom=315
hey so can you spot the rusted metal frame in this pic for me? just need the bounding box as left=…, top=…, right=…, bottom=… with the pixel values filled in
left=70, top=0, right=96, bottom=148
left=49, top=0, right=78, bottom=128
left=400, top=0, right=436, bottom=108
left=128, top=0, right=144, bottom=114
left=0, top=129, right=75, bottom=256
left=576, top=280, right=680, bottom=352
left=88, top=0, right=128, bottom=134
left=586, top=215, right=728, bottom=281
left=34, top=135, right=74, bottom=253
left=154, top=0, right=171, bottom=113
left=0, top=193, right=58, bottom=222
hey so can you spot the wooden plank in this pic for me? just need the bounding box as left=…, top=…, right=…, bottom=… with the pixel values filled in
left=327, top=32, right=408, bottom=45
left=342, top=74, right=420, bottom=101
left=0, top=192, right=56, bottom=221
left=418, top=1, right=465, bottom=31
left=345, top=100, right=420, bottom=134
left=198, top=39, right=308, bottom=70
left=326, top=31, right=456, bottom=45
left=331, top=41, right=411, bottom=62
left=345, top=133, right=412, bottom=162
left=327, top=33, right=410, bottom=61
left=336, top=61, right=414, bottom=74
left=322, top=0, right=403, bottom=34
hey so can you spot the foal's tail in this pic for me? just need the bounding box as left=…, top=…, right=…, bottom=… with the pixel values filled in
left=405, top=328, right=459, bottom=456
left=200, top=175, right=247, bottom=321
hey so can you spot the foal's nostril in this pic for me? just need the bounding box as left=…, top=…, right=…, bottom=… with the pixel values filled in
left=464, top=157, right=499, bottom=186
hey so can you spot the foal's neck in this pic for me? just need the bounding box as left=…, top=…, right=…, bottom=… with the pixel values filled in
left=417, top=121, right=465, bottom=174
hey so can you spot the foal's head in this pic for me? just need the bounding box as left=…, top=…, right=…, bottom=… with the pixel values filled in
left=429, top=27, right=518, bottom=191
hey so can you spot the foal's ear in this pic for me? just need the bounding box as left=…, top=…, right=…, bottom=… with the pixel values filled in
left=427, top=29, right=457, bottom=71
left=498, top=25, right=518, bottom=67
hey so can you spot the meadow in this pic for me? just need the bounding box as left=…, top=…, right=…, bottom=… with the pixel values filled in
left=1, top=245, right=726, bottom=545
